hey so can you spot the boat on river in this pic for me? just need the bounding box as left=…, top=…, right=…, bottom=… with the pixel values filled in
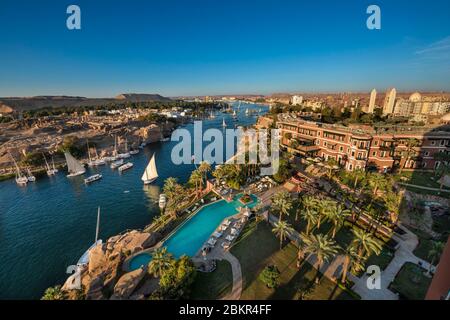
left=141, top=154, right=158, bottom=185
left=65, top=152, right=86, bottom=177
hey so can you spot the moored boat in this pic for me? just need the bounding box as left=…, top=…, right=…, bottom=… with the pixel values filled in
left=110, top=159, right=124, bottom=169
left=118, top=162, right=133, bottom=172
left=84, top=174, right=102, bottom=184
left=159, top=194, right=167, bottom=209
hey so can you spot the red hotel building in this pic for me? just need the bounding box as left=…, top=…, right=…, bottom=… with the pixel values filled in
left=274, top=118, right=450, bottom=172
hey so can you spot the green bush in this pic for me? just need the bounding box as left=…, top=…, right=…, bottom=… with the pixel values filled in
left=259, top=265, right=280, bottom=289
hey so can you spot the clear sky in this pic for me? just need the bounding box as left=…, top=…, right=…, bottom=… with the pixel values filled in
left=0, top=0, right=449, bottom=97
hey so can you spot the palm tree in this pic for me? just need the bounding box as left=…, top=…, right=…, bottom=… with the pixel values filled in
left=352, top=169, right=366, bottom=190
left=189, top=169, right=203, bottom=198
left=325, top=204, right=351, bottom=238
left=316, top=199, right=331, bottom=229
left=400, top=138, right=420, bottom=173
left=198, top=161, right=211, bottom=184
left=299, top=196, right=318, bottom=235
left=351, top=228, right=382, bottom=258
left=300, top=233, right=340, bottom=282
left=427, top=241, right=444, bottom=274
left=272, top=191, right=293, bottom=222
left=341, top=246, right=365, bottom=284
left=163, top=177, right=179, bottom=199
left=149, top=247, right=174, bottom=278
left=367, top=173, right=386, bottom=196
left=272, top=221, right=294, bottom=249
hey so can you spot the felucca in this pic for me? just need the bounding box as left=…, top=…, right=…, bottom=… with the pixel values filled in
left=141, top=153, right=158, bottom=185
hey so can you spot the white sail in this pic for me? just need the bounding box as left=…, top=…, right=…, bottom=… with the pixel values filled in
left=141, top=154, right=158, bottom=182
left=64, top=152, right=85, bottom=174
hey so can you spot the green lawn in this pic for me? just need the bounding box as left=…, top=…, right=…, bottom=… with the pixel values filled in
left=230, top=220, right=357, bottom=300
left=389, top=262, right=432, bottom=300
left=190, top=260, right=233, bottom=300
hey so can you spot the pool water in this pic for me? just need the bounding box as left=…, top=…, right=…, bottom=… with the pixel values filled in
left=128, top=194, right=258, bottom=270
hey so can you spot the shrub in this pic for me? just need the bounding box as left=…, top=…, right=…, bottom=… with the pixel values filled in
left=259, top=265, right=280, bottom=289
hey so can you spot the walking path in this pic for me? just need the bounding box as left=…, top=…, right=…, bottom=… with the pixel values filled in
left=267, top=213, right=435, bottom=300
left=220, top=252, right=243, bottom=300
left=399, top=182, right=450, bottom=193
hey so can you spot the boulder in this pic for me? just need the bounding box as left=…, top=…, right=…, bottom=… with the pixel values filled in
left=88, top=244, right=108, bottom=274
left=110, top=267, right=146, bottom=300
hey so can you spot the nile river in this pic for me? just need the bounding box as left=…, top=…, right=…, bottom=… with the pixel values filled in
left=0, top=103, right=268, bottom=299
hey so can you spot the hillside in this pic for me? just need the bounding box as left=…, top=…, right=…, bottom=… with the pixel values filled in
left=0, top=94, right=172, bottom=113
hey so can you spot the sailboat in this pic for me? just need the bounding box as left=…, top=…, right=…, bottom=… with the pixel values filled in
left=51, top=157, right=59, bottom=174
left=232, top=109, right=237, bottom=120
left=86, top=140, right=95, bottom=167
left=65, top=151, right=86, bottom=177
left=77, top=207, right=103, bottom=266
left=118, top=138, right=131, bottom=159
left=43, top=153, right=56, bottom=176
left=10, top=153, right=28, bottom=185
left=26, top=168, right=36, bottom=182
left=94, top=147, right=106, bottom=165
left=222, top=118, right=227, bottom=128
left=141, top=154, right=159, bottom=185
left=245, top=108, right=249, bottom=116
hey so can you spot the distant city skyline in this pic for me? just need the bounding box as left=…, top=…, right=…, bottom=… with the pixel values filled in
left=1, top=0, right=450, bottom=97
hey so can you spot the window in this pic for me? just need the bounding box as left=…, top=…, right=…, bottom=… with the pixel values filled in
left=339, top=146, right=344, bottom=152
left=374, top=141, right=379, bottom=146
left=440, top=140, right=445, bottom=146
left=324, top=141, right=327, bottom=147
left=431, top=141, right=436, bottom=145
left=381, top=151, right=386, bottom=157
left=372, top=151, right=377, bottom=157
left=351, top=151, right=355, bottom=157
left=425, top=151, right=430, bottom=156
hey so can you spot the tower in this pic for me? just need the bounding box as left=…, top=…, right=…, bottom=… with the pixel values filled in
left=383, top=88, right=396, bottom=115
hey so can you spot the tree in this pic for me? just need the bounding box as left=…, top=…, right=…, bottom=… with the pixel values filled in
left=351, top=228, right=382, bottom=258
left=341, top=246, right=365, bottom=284
left=272, top=221, right=294, bottom=249
left=325, top=203, right=351, bottom=238
left=300, top=233, right=340, bottom=282
left=198, top=161, right=212, bottom=184
left=352, top=169, right=366, bottom=190
left=272, top=191, right=293, bottom=222
left=427, top=241, right=444, bottom=274
left=41, top=285, right=67, bottom=300
left=367, top=173, right=386, bottom=196
left=163, top=177, right=179, bottom=199
left=157, top=255, right=196, bottom=299
left=259, top=265, right=281, bottom=288
left=316, top=199, right=332, bottom=229
left=299, top=196, right=318, bottom=235
left=400, top=138, right=420, bottom=173
left=149, top=247, right=174, bottom=278
left=189, top=169, right=204, bottom=198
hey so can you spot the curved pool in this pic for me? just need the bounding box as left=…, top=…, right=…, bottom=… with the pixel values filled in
left=128, top=194, right=258, bottom=270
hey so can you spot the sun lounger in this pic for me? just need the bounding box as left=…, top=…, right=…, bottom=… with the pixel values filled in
left=230, top=228, right=238, bottom=236
left=225, top=235, right=235, bottom=242
left=213, top=231, right=223, bottom=238
left=221, top=242, right=231, bottom=250
left=207, top=238, right=217, bottom=246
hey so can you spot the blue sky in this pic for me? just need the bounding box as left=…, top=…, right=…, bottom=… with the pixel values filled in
left=0, top=0, right=449, bottom=97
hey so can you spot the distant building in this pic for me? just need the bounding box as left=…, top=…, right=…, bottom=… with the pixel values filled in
left=367, top=89, right=377, bottom=113
left=383, top=88, right=397, bottom=115
left=291, top=95, right=303, bottom=106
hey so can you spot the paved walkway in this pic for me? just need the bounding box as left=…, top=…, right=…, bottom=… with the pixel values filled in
left=399, top=182, right=450, bottom=193
left=351, top=223, right=434, bottom=300
left=220, top=252, right=243, bottom=300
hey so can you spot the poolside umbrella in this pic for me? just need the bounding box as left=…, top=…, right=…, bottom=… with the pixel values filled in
left=243, top=206, right=251, bottom=217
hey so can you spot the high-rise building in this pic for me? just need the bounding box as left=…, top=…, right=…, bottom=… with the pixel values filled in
left=368, top=89, right=377, bottom=113
left=383, top=88, right=397, bottom=115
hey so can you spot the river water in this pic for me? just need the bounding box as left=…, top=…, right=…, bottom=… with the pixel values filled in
left=0, top=103, right=268, bottom=299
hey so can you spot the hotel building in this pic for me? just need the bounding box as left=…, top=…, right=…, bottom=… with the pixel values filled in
left=274, top=116, right=450, bottom=172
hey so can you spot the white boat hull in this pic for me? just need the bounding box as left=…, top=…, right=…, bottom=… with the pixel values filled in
left=67, top=170, right=86, bottom=178
left=143, top=177, right=157, bottom=185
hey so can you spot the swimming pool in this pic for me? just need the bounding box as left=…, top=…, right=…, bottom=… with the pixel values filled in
left=128, top=194, right=259, bottom=271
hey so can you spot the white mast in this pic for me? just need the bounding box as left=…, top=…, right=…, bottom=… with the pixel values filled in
left=95, top=207, right=100, bottom=243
